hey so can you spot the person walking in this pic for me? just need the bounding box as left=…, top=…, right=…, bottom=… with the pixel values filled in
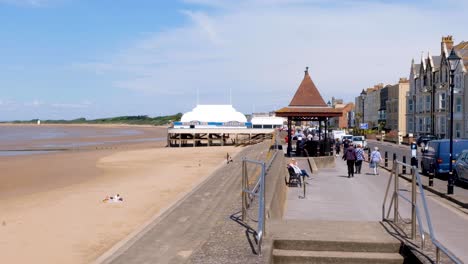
left=342, top=145, right=357, bottom=178
left=354, top=144, right=366, bottom=174
left=369, top=146, right=382, bottom=175
left=335, top=138, right=341, bottom=156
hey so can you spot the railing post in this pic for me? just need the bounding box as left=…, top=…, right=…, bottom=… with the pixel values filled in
left=242, top=159, right=246, bottom=221
left=385, top=152, right=388, bottom=167
left=402, top=156, right=407, bottom=174
left=259, top=162, right=266, bottom=241
left=393, top=161, right=399, bottom=223
left=412, top=167, right=417, bottom=239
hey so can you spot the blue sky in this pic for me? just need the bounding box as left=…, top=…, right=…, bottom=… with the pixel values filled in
left=0, top=0, right=467, bottom=120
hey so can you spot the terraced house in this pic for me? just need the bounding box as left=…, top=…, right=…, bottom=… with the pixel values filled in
left=406, top=36, right=468, bottom=138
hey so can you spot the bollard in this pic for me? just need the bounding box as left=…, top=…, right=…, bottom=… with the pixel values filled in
left=429, top=163, right=434, bottom=187
left=402, top=156, right=407, bottom=174
left=385, top=151, right=388, bottom=167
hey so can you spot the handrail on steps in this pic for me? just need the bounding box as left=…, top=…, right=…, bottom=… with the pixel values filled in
left=382, top=160, right=462, bottom=264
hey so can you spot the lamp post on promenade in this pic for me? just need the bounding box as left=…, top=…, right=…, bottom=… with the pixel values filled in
left=360, top=89, right=367, bottom=132
left=447, top=49, right=461, bottom=195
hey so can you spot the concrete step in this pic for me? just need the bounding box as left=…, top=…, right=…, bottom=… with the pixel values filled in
left=273, top=239, right=401, bottom=253
left=272, top=249, right=404, bottom=264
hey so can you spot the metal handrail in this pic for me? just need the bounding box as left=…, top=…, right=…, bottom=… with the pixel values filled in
left=382, top=160, right=462, bottom=264
left=241, top=133, right=280, bottom=254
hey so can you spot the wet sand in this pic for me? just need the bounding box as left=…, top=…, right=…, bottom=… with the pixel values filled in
left=0, top=125, right=243, bottom=264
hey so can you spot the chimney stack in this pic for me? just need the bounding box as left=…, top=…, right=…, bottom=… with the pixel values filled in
left=442, top=35, right=454, bottom=54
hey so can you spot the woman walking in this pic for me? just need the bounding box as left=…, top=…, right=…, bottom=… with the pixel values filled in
left=370, top=146, right=382, bottom=175
left=354, top=144, right=366, bottom=174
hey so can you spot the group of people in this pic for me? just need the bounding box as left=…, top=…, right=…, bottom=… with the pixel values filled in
left=339, top=139, right=382, bottom=177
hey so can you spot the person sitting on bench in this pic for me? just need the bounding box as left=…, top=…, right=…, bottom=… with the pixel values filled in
left=288, top=158, right=310, bottom=178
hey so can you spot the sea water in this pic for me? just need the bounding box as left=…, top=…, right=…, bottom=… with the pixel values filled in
left=0, top=125, right=162, bottom=156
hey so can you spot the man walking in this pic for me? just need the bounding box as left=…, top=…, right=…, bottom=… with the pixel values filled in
left=342, top=145, right=357, bottom=178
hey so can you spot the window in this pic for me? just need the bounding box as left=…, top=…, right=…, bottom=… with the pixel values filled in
left=425, top=117, right=431, bottom=132
left=408, top=117, right=413, bottom=133
left=456, top=97, right=462, bottom=112
left=440, top=93, right=446, bottom=109
left=440, top=116, right=446, bottom=133
left=425, top=95, right=431, bottom=111
left=409, top=99, right=413, bottom=112
left=456, top=122, right=461, bottom=138
left=418, top=118, right=423, bottom=132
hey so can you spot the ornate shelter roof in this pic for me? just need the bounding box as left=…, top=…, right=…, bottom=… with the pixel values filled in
left=275, top=67, right=342, bottom=119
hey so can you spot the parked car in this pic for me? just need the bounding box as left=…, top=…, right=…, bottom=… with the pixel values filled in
left=420, top=139, right=468, bottom=178
left=342, top=135, right=353, bottom=143
left=454, top=150, right=468, bottom=183
left=352, top=135, right=368, bottom=150
left=416, top=135, right=438, bottom=147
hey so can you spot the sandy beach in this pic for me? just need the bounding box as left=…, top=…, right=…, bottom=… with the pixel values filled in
left=0, top=125, right=243, bottom=264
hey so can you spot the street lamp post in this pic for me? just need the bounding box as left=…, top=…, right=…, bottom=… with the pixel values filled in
left=360, top=89, right=367, bottom=132
left=447, top=49, right=461, bottom=195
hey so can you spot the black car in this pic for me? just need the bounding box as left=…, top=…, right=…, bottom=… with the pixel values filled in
left=416, top=135, right=438, bottom=147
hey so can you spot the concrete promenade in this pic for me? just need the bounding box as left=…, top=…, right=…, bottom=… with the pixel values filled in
left=288, top=156, right=468, bottom=263
left=95, top=141, right=468, bottom=263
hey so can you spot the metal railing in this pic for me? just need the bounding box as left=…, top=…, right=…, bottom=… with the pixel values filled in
left=240, top=132, right=280, bottom=254
left=382, top=160, right=462, bottom=264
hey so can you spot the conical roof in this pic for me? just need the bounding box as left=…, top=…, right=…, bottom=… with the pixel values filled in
left=289, top=67, right=327, bottom=107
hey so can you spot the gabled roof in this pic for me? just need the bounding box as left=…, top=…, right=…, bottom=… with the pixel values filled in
left=454, top=41, right=468, bottom=69
left=288, top=68, right=328, bottom=107
left=411, top=60, right=421, bottom=77
left=431, top=55, right=441, bottom=70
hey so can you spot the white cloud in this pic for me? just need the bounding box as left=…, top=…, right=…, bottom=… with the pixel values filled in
left=80, top=0, right=468, bottom=113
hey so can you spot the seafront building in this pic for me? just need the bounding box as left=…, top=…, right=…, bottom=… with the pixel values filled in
left=386, top=79, right=409, bottom=135
left=328, top=97, right=355, bottom=129
left=168, top=104, right=273, bottom=147
left=174, top=105, right=249, bottom=128
left=406, top=36, right=468, bottom=139
left=355, top=84, right=383, bottom=129
left=355, top=80, right=408, bottom=135
left=250, top=112, right=285, bottom=129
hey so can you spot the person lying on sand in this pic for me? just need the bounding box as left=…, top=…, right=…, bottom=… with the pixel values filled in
left=102, top=194, right=124, bottom=203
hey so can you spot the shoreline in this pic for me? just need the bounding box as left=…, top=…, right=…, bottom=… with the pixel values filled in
left=0, top=124, right=169, bottom=153
left=0, top=123, right=169, bottom=128
left=0, top=131, right=243, bottom=263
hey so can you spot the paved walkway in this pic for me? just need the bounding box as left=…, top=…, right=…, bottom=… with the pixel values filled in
left=285, top=157, right=468, bottom=263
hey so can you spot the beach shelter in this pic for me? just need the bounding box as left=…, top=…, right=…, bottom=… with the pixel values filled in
left=275, top=67, right=342, bottom=156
